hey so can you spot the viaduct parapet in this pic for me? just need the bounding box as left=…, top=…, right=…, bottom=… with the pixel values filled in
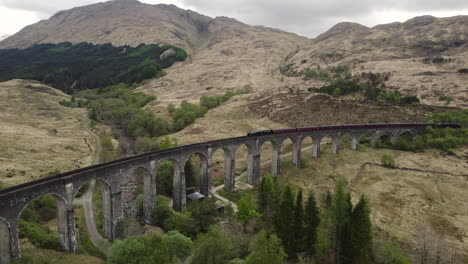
left=0, top=124, right=425, bottom=263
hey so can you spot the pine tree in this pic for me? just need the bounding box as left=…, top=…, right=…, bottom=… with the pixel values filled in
left=350, top=195, right=372, bottom=264
left=292, top=190, right=304, bottom=255
left=273, top=184, right=295, bottom=257
left=258, top=175, right=277, bottom=227
left=331, top=179, right=352, bottom=264
left=304, top=190, right=320, bottom=257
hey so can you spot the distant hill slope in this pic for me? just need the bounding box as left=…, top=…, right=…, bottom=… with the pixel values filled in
left=0, top=1, right=466, bottom=107
left=289, top=15, right=468, bottom=64
left=0, top=80, right=94, bottom=187
left=0, top=0, right=211, bottom=52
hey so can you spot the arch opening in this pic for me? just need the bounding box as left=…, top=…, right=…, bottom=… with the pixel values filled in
left=155, top=159, right=183, bottom=211
left=320, top=135, right=334, bottom=155
left=359, top=132, right=372, bottom=148
left=259, top=140, right=274, bottom=177
left=280, top=137, right=295, bottom=164
left=392, top=131, right=419, bottom=151
left=184, top=152, right=209, bottom=196
left=210, top=148, right=233, bottom=192
left=374, top=133, right=392, bottom=148
left=73, top=179, right=113, bottom=244
left=17, top=193, right=69, bottom=253
left=234, top=144, right=254, bottom=185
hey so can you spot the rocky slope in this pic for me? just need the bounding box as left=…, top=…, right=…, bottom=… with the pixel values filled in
left=289, top=15, right=468, bottom=64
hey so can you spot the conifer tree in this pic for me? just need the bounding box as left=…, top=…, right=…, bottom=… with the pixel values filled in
left=258, top=175, right=277, bottom=226
left=350, top=195, right=372, bottom=264
left=304, top=190, right=320, bottom=257
left=292, top=190, right=305, bottom=255
left=331, top=179, right=352, bottom=264
left=273, top=184, right=295, bottom=256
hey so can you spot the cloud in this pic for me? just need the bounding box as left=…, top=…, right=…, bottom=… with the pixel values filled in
left=0, top=6, right=43, bottom=35
left=0, top=0, right=98, bottom=15
left=174, top=0, right=468, bottom=36
left=0, top=0, right=467, bottom=37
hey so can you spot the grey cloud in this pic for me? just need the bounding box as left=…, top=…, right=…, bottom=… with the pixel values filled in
left=177, top=0, right=467, bottom=36
left=0, top=0, right=98, bottom=15
left=0, top=0, right=467, bottom=37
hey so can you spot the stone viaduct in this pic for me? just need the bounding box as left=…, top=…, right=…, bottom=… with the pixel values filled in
left=0, top=124, right=426, bottom=263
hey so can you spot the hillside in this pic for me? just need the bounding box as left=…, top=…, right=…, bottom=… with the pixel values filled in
left=0, top=80, right=94, bottom=187
left=284, top=16, right=468, bottom=108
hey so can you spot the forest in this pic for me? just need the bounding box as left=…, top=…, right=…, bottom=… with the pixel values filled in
left=0, top=42, right=187, bottom=93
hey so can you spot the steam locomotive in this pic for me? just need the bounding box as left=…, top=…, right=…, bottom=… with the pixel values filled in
left=246, top=123, right=462, bottom=137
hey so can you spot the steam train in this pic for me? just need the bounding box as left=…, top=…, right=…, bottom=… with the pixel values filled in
left=246, top=123, right=462, bottom=137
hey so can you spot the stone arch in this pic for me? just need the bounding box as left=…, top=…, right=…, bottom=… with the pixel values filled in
left=279, top=137, right=297, bottom=168
left=392, top=130, right=418, bottom=149
left=183, top=152, right=210, bottom=196
left=210, top=147, right=235, bottom=192
left=234, top=143, right=256, bottom=185
left=371, top=130, right=393, bottom=147
left=72, top=179, right=113, bottom=239
left=311, top=134, right=326, bottom=157
left=340, top=132, right=359, bottom=151
left=16, top=192, right=72, bottom=252
left=156, top=158, right=183, bottom=211
left=258, top=139, right=276, bottom=177
left=0, top=217, right=11, bottom=264
left=133, top=166, right=154, bottom=224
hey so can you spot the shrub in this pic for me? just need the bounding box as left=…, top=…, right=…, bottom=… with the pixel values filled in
left=381, top=154, right=395, bottom=167
left=108, top=234, right=169, bottom=264
left=18, top=219, right=63, bottom=251
left=163, top=230, right=193, bottom=262
left=151, top=202, right=174, bottom=227
left=163, top=214, right=199, bottom=238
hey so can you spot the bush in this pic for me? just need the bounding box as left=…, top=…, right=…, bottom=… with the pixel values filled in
left=135, top=194, right=144, bottom=217
left=151, top=202, right=174, bottom=227
left=374, top=242, right=411, bottom=264
left=18, top=219, right=63, bottom=251
left=163, top=230, right=193, bottom=262
left=381, top=154, right=395, bottom=167
left=163, top=214, right=199, bottom=238
left=108, top=234, right=169, bottom=264
left=457, top=68, right=468, bottom=74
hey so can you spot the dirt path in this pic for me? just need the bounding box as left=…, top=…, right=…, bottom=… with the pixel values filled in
left=79, top=115, right=110, bottom=254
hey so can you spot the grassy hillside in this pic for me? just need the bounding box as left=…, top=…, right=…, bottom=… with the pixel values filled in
left=0, top=80, right=93, bottom=187
left=274, top=145, right=468, bottom=262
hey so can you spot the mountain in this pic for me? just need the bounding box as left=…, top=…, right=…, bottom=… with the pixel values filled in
left=289, top=15, right=468, bottom=64
left=0, top=35, right=9, bottom=41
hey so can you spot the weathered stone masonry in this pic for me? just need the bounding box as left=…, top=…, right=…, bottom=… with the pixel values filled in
left=0, top=125, right=423, bottom=263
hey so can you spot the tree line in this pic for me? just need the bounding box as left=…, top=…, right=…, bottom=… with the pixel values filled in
left=0, top=42, right=187, bottom=93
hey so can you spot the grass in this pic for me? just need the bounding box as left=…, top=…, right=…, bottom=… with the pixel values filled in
left=0, top=80, right=92, bottom=186
left=270, top=144, right=468, bottom=258
left=218, top=188, right=257, bottom=204
left=12, top=247, right=104, bottom=264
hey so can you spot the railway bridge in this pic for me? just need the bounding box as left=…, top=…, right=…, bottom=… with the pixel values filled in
left=0, top=124, right=429, bottom=263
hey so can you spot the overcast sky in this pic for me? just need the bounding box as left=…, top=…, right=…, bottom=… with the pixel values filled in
left=0, top=0, right=467, bottom=37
